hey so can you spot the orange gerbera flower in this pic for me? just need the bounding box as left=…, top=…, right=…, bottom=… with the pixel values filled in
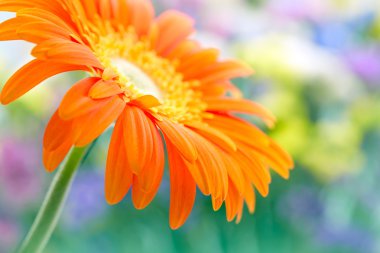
left=0, top=0, right=293, bottom=229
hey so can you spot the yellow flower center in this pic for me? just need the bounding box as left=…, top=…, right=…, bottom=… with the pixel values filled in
left=110, top=57, right=163, bottom=101
left=92, top=27, right=206, bottom=123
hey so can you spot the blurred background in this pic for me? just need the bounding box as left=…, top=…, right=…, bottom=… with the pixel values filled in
left=0, top=0, right=379, bottom=252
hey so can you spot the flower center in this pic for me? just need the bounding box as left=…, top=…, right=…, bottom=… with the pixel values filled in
left=110, top=57, right=163, bottom=101
left=92, top=27, right=206, bottom=123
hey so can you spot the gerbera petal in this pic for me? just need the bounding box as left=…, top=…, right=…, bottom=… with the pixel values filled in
left=221, top=154, right=246, bottom=195
left=16, top=8, right=75, bottom=32
left=16, top=21, right=72, bottom=43
left=206, top=114, right=270, bottom=146
left=43, top=139, right=72, bottom=173
left=195, top=60, right=253, bottom=83
left=105, top=115, right=133, bottom=205
left=167, top=141, right=196, bottom=230
left=89, top=79, right=123, bottom=99
left=122, top=106, right=154, bottom=175
left=0, top=16, right=31, bottom=41
left=114, top=0, right=131, bottom=26
left=31, top=39, right=103, bottom=68
left=98, top=0, right=113, bottom=20
left=205, top=98, right=276, bottom=127
left=43, top=110, right=73, bottom=151
left=59, top=77, right=108, bottom=120
left=129, top=0, right=154, bottom=36
left=189, top=132, right=228, bottom=199
left=132, top=126, right=165, bottom=208
left=234, top=150, right=270, bottom=197
left=0, top=59, right=86, bottom=105
left=225, top=179, right=243, bottom=222
left=178, top=48, right=219, bottom=78
left=155, top=10, right=195, bottom=56
left=0, top=0, right=62, bottom=13
left=157, top=120, right=198, bottom=162
left=132, top=116, right=164, bottom=192
left=132, top=131, right=164, bottom=209
left=167, top=40, right=200, bottom=60
left=186, top=121, right=237, bottom=153
left=73, top=96, right=125, bottom=147
left=244, top=181, right=256, bottom=213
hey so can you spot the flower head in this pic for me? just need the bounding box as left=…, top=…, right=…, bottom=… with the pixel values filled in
left=0, top=0, right=293, bottom=229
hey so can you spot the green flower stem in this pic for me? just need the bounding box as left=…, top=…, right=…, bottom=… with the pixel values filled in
left=17, top=146, right=89, bottom=253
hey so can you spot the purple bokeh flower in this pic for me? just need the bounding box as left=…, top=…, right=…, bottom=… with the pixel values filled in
left=344, top=48, right=380, bottom=85
left=266, top=0, right=327, bottom=21
left=0, top=218, right=19, bottom=252
left=0, top=138, right=41, bottom=208
left=316, top=225, right=375, bottom=253
left=62, top=170, right=106, bottom=229
left=277, top=186, right=324, bottom=226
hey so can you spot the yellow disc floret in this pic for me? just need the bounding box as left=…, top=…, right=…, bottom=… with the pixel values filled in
left=91, top=25, right=206, bottom=123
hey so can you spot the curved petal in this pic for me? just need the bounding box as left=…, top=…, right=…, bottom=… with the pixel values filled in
left=43, top=139, right=72, bottom=172
left=44, top=110, right=73, bottom=151
left=0, top=59, right=86, bottom=105
left=122, top=105, right=154, bottom=175
left=205, top=98, right=276, bottom=127
left=155, top=10, right=195, bottom=56
left=105, top=115, right=133, bottom=205
left=167, top=141, right=196, bottom=230
left=73, top=96, right=125, bottom=147
left=59, top=77, right=107, bottom=120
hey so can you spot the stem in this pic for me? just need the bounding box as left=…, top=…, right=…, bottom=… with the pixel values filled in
left=17, top=146, right=89, bottom=253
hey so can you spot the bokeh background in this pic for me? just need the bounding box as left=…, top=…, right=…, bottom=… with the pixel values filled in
left=1, top=0, right=379, bottom=252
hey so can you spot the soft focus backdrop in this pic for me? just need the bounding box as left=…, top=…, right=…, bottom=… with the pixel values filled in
left=1, top=0, right=379, bottom=252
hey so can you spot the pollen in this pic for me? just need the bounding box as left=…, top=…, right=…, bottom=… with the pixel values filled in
left=92, top=27, right=206, bottom=123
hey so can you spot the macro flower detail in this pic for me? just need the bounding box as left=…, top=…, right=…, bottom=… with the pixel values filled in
left=0, top=0, right=293, bottom=229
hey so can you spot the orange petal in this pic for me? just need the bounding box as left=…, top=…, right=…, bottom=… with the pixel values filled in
left=105, top=115, right=133, bottom=204
left=73, top=96, right=125, bottom=147
left=157, top=119, right=198, bottom=162
left=212, top=196, right=224, bottom=211
left=132, top=128, right=165, bottom=208
left=205, top=114, right=270, bottom=146
left=167, top=141, right=196, bottom=230
left=178, top=48, right=219, bottom=78
left=31, top=39, right=103, bottom=69
left=114, top=0, right=131, bottom=26
left=221, top=154, right=246, bottom=195
left=43, top=139, right=72, bottom=172
left=0, top=16, right=31, bottom=41
left=205, top=98, right=276, bottom=127
left=132, top=117, right=164, bottom=192
left=17, top=7, right=75, bottom=32
left=59, top=77, right=107, bottom=120
left=234, top=150, right=270, bottom=197
left=225, top=179, right=243, bottom=222
left=189, top=131, right=228, bottom=199
left=155, top=10, right=195, bottom=56
left=98, top=0, right=113, bottom=19
left=122, top=106, right=154, bottom=174
left=0, top=0, right=63, bottom=14
left=88, top=79, right=123, bottom=99
left=43, top=110, right=73, bottom=151
left=0, top=59, right=86, bottom=105
left=131, top=95, right=162, bottom=109
left=243, top=182, right=256, bottom=213
left=186, top=121, right=237, bottom=153
left=167, top=40, right=200, bottom=61
left=79, top=0, right=98, bottom=20
left=196, top=60, right=253, bottom=84
left=129, top=0, right=154, bottom=36
left=16, top=21, right=71, bottom=43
